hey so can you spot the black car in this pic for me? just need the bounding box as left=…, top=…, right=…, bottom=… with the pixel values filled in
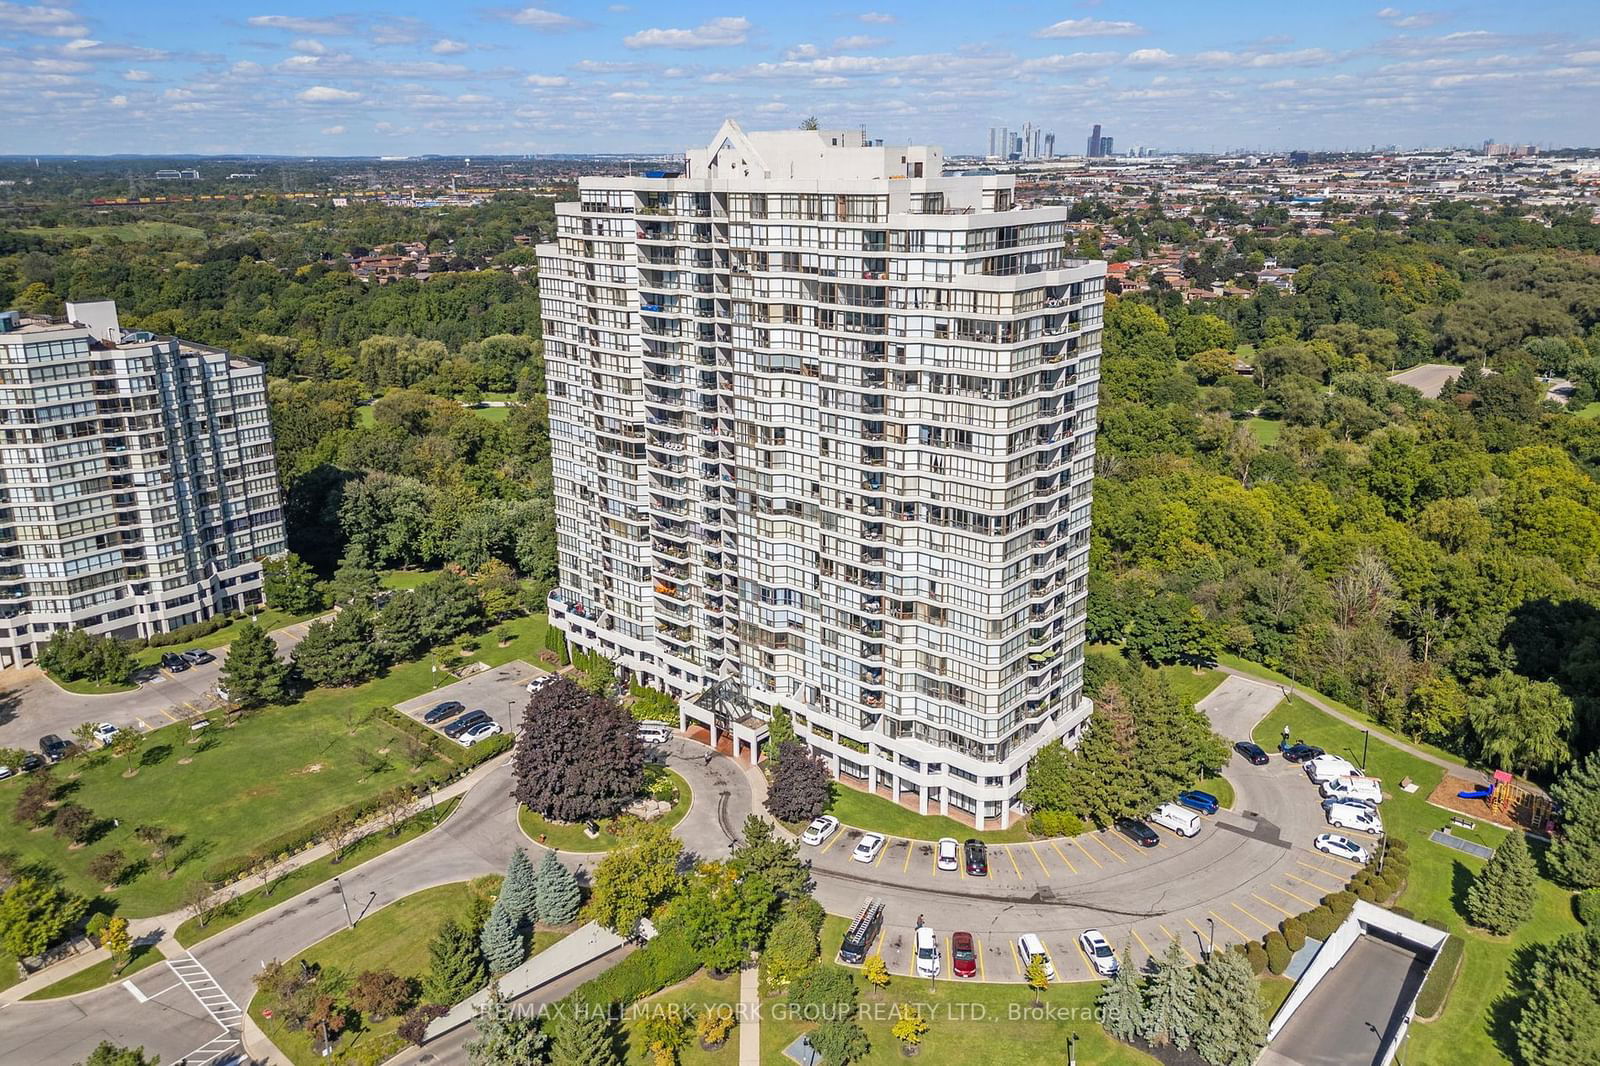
left=424, top=700, right=466, bottom=725
left=442, top=710, right=491, bottom=739
left=1234, top=741, right=1270, bottom=766
left=181, top=648, right=215, bottom=666
left=964, top=839, right=989, bottom=877
left=161, top=652, right=189, bottom=672
left=39, top=734, right=70, bottom=763
left=1115, top=817, right=1160, bottom=848
left=19, top=753, right=44, bottom=773
left=1281, top=743, right=1325, bottom=764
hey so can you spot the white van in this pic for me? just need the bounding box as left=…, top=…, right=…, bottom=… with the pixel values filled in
left=1017, top=933, right=1056, bottom=980
left=636, top=722, right=672, bottom=745
left=1321, top=775, right=1383, bottom=804
left=1305, top=754, right=1359, bottom=784
left=915, top=926, right=941, bottom=978
left=1149, top=803, right=1201, bottom=838
left=1326, top=803, right=1384, bottom=835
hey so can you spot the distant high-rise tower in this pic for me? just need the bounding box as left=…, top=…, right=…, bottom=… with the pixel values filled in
left=1099, top=136, right=1113, bottom=157
left=1044, top=132, right=1055, bottom=159
left=1087, top=124, right=1101, bottom=157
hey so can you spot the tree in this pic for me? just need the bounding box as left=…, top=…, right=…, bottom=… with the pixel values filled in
left=549, top=1008, right=623, bottom=1066
left=397, top=1003, right=450, bottom=1046
left=1142, top=941, right=1198, bottom=1049
left=1025, top=956, right=1050, bottom=1006
left=77, top=1044, right=157, bottom=1066
left=501, top=847, right=537, bottom=925
left=350, top=968, right=414, bottom=1021
left=376, top=590, right=429, bottom=662
left=1192, top=948, right=1268, bottom=1066
left=473, top=559, right=523, bottom=620
left=767, top=705, right=795, bottom=770
left=1468, top=672, right=1573, bottom=775
left=100, top=916, right=133, bottom=975
left=807, top=1020, right=869, bottom=1065
left=219, top=620, right=287, bottom=709
left=534, top=850, right=582, bottom=926
left=1097, top=947, right=1145, bottom=1041
left=730, top=814, right=808, bottom=899
left=415, top=570, right=484, bottom=645
left=572, top=649, right=617, bottom=697
left=765, top=741, right=831, bottom=824
left=13, top=773, right=53, bottom=827
left=292, top=606, right=384, bottom=687
left=52, top=802, right=94, bottom=844
left=72, top=722, right=99, bottom=755
left=890, top=1007, right=929, bottom=1052
left=586, top=821, right=684, bottom=935
left=0, top=876, right=87, bottom=958
left=637, top=1011, right=689, bottom=1066
left=425, top=918, right=488, bottom=1004
left=87, top=850, right=125, bottom=888
left=466, top=983, right=549, bottom=1066
left=480, top=897, right=526, bottom=975
left=764, top=911, right=822, bottom=987
left=1465, top=830, right=1538, bottom=934
left=1512, top=926, right=1600, bottom=1065
left=789, top=963, right=857, bottom=1019
left=861, top=953, right=890, bottom=996
left=1552, top=755, right=1600, bottom=889
left=262, top=552, right=323, bottom=614
left=328, top=546, right=380, bottom=607
left=512, top=678, right=645, bottom=822
left=679, top=861, right=777, bottom=972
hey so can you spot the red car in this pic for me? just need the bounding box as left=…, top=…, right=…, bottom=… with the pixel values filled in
left=951, top=931, right=977, bottom=978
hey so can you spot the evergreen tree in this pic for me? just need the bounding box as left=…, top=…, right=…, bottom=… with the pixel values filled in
left=1465, top=830, right=1538, bottom=934
left=1513, top=927, right=1600, bottom=1065
left=1193, top=948, right=1268, bottom=1066
left=329, top=546, right=381, bottom=607
left=501, top=847, right=537, bottom=926
left=466, top=983, right=549, bottom=1066
left=549, top=1008, right=623, bottom=1066
left=480, top=899, right=526, bottom=975
left=730, top=814, right=808, bottom=899
left=1142, top=941, right=1199, bottom=1049
left=534, top=850, right=581, bottom=926
left=375, top=590, right=429, bottom=662
left=1097, top=946, right=1146, bottom=1043
left=219, top=620, right=287, bottom=708
left=292, top=605, right=384, bottom=687
left=1551, top=754, right=1600, bottom=889
left=424, top=918, right=487, bottom=1004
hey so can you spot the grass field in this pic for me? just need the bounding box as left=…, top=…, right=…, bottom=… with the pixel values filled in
left=42, top=671, right=136, bottom=695
left=20, top=943, right=165, bottom=1000
left=0, top=608, right=551, bottom=918
left=379, top=569, right=436, bottom=591
left=823, top=783, right=1033, bottom=844
left=518, top=768, right=689, bottom=851
left=1572, top=401, right=1600, bottom=420
left=470, top=405, right=512, bottom=422
left=174, top=797, right=461, bottom=946
left=131, top=607, right=316, bottom=668
left=21, top=221, right=205, bottom=242
left=1157, top=663, right=1226, bottom=707
left=1244, top=417, right=1283, bottom=445
left=625, top=969, right=741, bottom=1065
left=1250, top=697, right=1580, bottom=1065
left=357, top=405, right=376, bottom=427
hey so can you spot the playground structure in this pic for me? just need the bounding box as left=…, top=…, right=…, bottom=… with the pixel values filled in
left=1453, top=770, right=1553, bottom=834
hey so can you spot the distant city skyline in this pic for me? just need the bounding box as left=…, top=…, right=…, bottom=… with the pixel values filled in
left=1, top=1, right=1596, bottom=156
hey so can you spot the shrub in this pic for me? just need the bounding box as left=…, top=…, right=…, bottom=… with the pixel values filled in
left=141, top=613, right=237, bottom=650
left=1576, top=888, right=1600, bottom=927
left=696, top=1005, right=737, bottom=1048
left=1031, top=809, right=1085, bottom=837
left=85, top=912, right=109, bottom=943
left=1302, top=906, right=1340, bottom=942
left=1239, top=939, right=1268, bottom=975
left=1414, top=936, right=1464, bottom=1019
left=1323, top=891, right=1356, bottom=918
left=396, top=1003, right=448, bottom=1045
left=1264, top=931, right=1291, bottom=975
left=1281, top=916, right=1306, bottom=952
left=566, top=922, right=698, bottom=1011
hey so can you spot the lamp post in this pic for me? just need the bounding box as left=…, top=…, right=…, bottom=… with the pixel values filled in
left=1207, top=917, right=1216, bottom=960
left=333, top=876, right=352, bottom=929
left=1361, top=728, right=1371, bottom=772
left=1068, top=1031, right=1078, bottom=1066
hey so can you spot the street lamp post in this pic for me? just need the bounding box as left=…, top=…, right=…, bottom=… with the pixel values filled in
left=333, top=876, right=352, bottom=929
left=1362, top=728, right=1371, bottom=771
left=1207, top=917, right=1216, bottom=960
left=1068, top=1031, right=1078, bottom=1066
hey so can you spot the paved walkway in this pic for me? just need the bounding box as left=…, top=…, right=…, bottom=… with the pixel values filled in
left=738, top=965, right=760, bottom=1066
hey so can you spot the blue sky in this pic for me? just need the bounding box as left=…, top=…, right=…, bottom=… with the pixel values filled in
left=3, top=1, right=1597, bottom=156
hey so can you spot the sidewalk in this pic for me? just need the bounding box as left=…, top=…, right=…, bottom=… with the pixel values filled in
left=738, top=965, right=760, bottom=1066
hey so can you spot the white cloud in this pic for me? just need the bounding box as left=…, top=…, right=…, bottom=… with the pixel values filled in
left=456, top=93, right=492, bottom=103
left=432, top=38, right=468, bottom=55
left=1020, top=52, right=1119, bottom=72
left=525, top=73, right=570, bottom=86
left=784, top=43, right=818, bottom=60
left=108, top=94, right=127, bottom=107
left=0, top=2, right=87, bottom=38
left=297, top=85, right=361, bottom=102
left=246, top=15, right=356, bottom=35
left=291, top=39, right=329, bottom=55
left=1125, top=48, right=1175, bottom=66
left=1569, top=50, right=1600, bottom=65
left=1036, top=18, right=1144, bottom=39
left=858, top=11, right=895, bottom=24
left=756, top=100, right=786, bottom=113
left=625, top=16, right=750, bottom=49
left=123, top=69, right=154, bottom=82
left=504, top=7, right=584, bottom=30
left=833, top=35, right=887, bottom=51
left=322, top=124, right=346, bottom=135
left=61, top=37, right=98, bottom=50
left=1377, top=7, right=1444, bottom=29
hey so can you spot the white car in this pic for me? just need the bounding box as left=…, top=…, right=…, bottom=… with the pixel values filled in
left=937, top=836, right=960, bottom=871
left=458, top=721, right=504, bottom=747
left=1078, top=929, right=1118, bottom=977
left=1018, top=932, right=1056, bottom=980
left=636, top=722, right=672, bottom=745
left=802, top=815, right=841, bottom=846
left=1314, top=833, right=1370, bottom=864
left=0, top=765, right=12, bottom=780
left=1305, top=754, right=1359, bottom=784
left=1322, top=776, right=1383, bottom=804
left=1326, top=803, right=1384, bottom=835
left=92, top=723, right=120, bottom=747
left=852, top=832, right=887, bottom=864
left=526, top=674, right=556, bottom=695
left=915, top=926, right=941, bottom=978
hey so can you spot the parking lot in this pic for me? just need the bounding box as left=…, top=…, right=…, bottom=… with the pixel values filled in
left=392, top=658, right=548, bottom=742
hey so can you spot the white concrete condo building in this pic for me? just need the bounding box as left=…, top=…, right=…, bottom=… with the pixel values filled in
left=0, top=301, right=286, bottom=667
left=540, top=122, right=1104, bottom=828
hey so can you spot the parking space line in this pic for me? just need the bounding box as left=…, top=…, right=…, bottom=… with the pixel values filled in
left=1252, top=892, right=1295, bottom=918
left=818, top=830, right=843, bottom=854
left=1231, top=902, right=1275, bottom=931
left=1210, top=910, right=1250, bottom=941
left=1184, top=917, right=1212, bottom=954
left=1295, top=860, right=1347, bottom=883
left=1274, top=882, right=1319, bottom=909
left=1073, top=838, right=1103, bottom=869
left=976, top=935, right=986, bottom=980
left=1090, top=833, right=1129, bottom=863
left=1131, top=927, right=1155, bottom=963
left=1008, top=936, right=1024, bottom=977
left=1048, top=839, right=1078, bottom=874
left=872, top=841, right=890, bottom=867
left=1002, top=846, right=1023, bottom=878
left=1026, top=843, right=1052, bottom=877
left=931, top=847, right=940, bottom=875
left=903, top=843, right=913, bottom=873
left=1159, top=924, right=1197, bottom=964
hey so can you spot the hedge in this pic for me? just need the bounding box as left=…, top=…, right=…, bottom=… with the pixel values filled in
left=1577, top=888, right=1600, bottom=927
left=1414, top=935, right=1464, bottom=1020
left=564, top=921, right=699, bottom=1011
left=133, top=612, right=241, bottom=650
left=1264, top=930, right=1291, bottom=975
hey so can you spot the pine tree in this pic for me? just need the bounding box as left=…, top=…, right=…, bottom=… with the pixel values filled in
left=219, top=620, right=286, bottom=709
left=1141, top=940, right=1199, bottom=1049
left=535, top=850, right=581, bottom=926
left=1193, top=948, right=1268, bottom=1066
left=1551, top=754, right=1600, bottom=889
left=466, top=983, right=549, bottom=1066
left=480, top=899, right=526, bottom=975
left=1466, top=830, right=1538, bottom=934
left=502, top=847, right=537, bottom=926
left=1097, top=946, right=1146, bottom=1043
left=424, top=918, right=487, bottom=1004
left=549, top=1007, right=623, bottom=1066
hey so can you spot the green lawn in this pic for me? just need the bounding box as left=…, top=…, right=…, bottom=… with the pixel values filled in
left=1244, top=417, right=1283, bottom=445
left=357, top=405, right=376, bottom=427
left=470, top=405, right=513, bottom=422
left=518, top=768, right=689, bottom=851
left=20, top=943, right=165, bottom=1000
left=131, top=607, right=317, bottom=668
left=1157, top=663, right=1226, bottom=707
left=1572, top=401, right=1600, bottom=420
left=1250, top=697, right=1580, bottom=1065
left=626, top=969, right=741, bottom=1065
left=174, top=797, right=461, bottom=946
left=21, top=221, right=205, bottom=242
left=379, top=569, right=436, bottom=591
left=42, top=671, right=136, bottom=695
left=824, top=783, right=1033, bottom=844
left=0, top=609, right=551, bottom=918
